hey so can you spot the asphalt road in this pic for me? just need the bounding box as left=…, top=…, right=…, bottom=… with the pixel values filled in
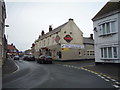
left=2, top=60, right=118, bottom=89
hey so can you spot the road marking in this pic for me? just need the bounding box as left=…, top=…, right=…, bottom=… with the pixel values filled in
left=113, top=85, right=120, bottom=88
left=115, top=82, right=120, bottom=84
left=94, top=72, right=98, bottom=75
left=102, top=74, right=107, bottom=77
left=104, top=79, right=110, bottom=81
left=100, top=76, right=105, bottom=79
left=111, top=79, right=116, bottom=82
left=97, top=75, right=101, bottom=77
left=62, top=64, right=118, bottom=85
left=12, top=60, right=20, bottom=73
left=107, top=76, right=111, bottom=79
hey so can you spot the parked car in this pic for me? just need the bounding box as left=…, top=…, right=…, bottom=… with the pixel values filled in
left=14, top=55, right=19, bottom=60
left=37, top=55, right=53, bottom=64
left=27, top=56, right=35, bottom=61
left=23, top=55, right=29, bottom=60
left=23, top=55, right=35, bottom=61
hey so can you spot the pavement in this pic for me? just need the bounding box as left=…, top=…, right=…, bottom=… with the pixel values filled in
left=2, top=59, right=18, bottom=76
left=53, top=60, right=120, bottom=81
left=85, top=63, right=120, bottom=81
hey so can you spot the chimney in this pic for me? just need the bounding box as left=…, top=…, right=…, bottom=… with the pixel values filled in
left=41, top=30, right=45, bottom=36
left=11, top=43, right=13, bottom=46
left=69, top=18, right=74, bottom=21
left=49, top=25, right=52, bottom=32
left=32, top=43, right=35, bottom=47
left=90, top=34, right=93, bottom=39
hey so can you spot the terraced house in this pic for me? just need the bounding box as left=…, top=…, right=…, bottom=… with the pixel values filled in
left=92, top=1, right=120, bottom=64
left=32, top=19, right=94, bottom=61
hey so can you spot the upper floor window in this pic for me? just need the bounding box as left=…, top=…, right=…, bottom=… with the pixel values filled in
left=48, top=39, right=49, bottom=45
left=52, top=37, right=55, bottom=43
left=64, top=31, right=66, bottom=33
left=44, top=40, right=45, bottom=46
left=99, top=20, right=116, bottom=35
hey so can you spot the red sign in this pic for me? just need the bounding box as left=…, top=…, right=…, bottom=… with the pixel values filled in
left=55, top=35, right=60, bottom=43
left=64, top=35, right=73, bottom=43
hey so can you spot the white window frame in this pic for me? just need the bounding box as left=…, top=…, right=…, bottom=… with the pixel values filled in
left=98, top=19, right=117, bottom=36
left=100, top=46, right=118, bottom=59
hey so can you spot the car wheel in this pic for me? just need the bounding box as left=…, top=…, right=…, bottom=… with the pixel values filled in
left=37, top=60, right=39, bottom=63
left=50, top=61, right=52, bottom=64
left=42, top=61, right=44, bottom=64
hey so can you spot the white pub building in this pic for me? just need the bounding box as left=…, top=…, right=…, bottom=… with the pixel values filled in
left=32, top=19, right=94, bottom=60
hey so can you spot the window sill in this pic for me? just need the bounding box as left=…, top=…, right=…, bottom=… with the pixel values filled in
left=99, top=32, right=117, bottom=37
left=101, top=58, right=118, bottom=60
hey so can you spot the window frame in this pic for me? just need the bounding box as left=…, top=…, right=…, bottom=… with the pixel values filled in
left=100, top=46, right=118, bottom=59
left=98, top=19, right=117, bottom=36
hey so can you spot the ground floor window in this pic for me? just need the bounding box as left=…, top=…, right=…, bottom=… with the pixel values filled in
left=87, top=50, right=94, bottom=56
left=100, top=47, right=118, bottom=59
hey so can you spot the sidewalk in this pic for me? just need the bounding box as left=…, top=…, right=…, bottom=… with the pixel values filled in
left=2, top=59, right=18, bottom=76
left=85, top=63, right=120, bottom=81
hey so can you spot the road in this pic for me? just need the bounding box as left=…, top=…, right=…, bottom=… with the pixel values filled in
left=2, top=60, right=117, bottom=89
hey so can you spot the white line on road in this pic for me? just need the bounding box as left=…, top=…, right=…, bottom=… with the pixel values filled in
left=104, top=79, right=110, bottom=81
left=12, top=60, right=20, bottom=73
left=113, top=85, right=120, bottom=88
left=100, top=76, right=105, bottom=79
left=111, top=79, right=116, bottom=82
left=115, top=82, right=120, bottom=84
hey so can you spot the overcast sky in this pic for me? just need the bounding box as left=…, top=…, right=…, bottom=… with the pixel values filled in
left=5, top=0, right=109, bottom=51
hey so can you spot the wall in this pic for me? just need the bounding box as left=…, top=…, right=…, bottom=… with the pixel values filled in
left=118, top=12, right=120, bottom=63
left=60, top=20, right=83, bottom=45
left=93, top=13, right=119, bottom=63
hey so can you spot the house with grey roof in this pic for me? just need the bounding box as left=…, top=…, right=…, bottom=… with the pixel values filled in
left=33, top=19, right=85, bottom=60
left=82, top=34, right=94, bottom=60
left=92, top=1, right=120, bottom=64
left=33, top=18, right=95, bottom=60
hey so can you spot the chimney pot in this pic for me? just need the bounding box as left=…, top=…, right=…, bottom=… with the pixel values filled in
left=41, top=30, right=45, bottom=36
left=49, top=25, right=52, bottom=32
left=90, top=34, right=93, bottom=39
left=69, top=18, right=73, bottom=21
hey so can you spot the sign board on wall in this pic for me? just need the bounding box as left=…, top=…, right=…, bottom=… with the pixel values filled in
left=61, top=44, right=84, bottom=49
left=61, top=48, right=70, bottom=51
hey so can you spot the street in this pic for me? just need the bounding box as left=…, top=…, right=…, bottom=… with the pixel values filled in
left=2, top=60, right=118, bottom=89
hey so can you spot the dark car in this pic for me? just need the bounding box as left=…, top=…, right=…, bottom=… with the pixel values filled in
left=23, top=55, right=35, bottom=61
left=14, top=55, right=19, bottom=60
left=23, top=55, right=29, bottom=60
left=27, top=56, right=35, bottom=61
left=37, top=55, right=53, bottom=64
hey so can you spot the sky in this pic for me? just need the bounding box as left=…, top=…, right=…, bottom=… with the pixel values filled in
left=4, top=0, right=109, bottom=51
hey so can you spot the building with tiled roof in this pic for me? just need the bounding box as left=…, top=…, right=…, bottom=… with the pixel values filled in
left=7, top=44, right=19, bottom=58
left=33, top=19, right=95, bottom=60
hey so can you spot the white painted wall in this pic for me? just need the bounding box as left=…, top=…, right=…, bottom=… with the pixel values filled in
left=93, top=13, right=119, bottom=63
